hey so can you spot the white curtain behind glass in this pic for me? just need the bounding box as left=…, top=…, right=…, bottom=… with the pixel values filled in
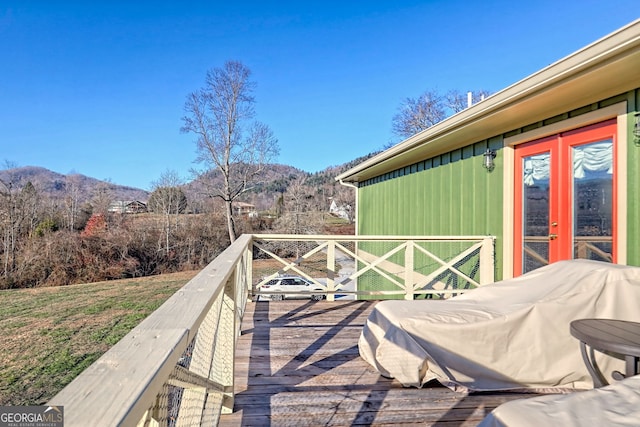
left=523, top=154, right=550, bottom=186
left=523, top=141, right=612, bottom=185
left=573, top=141, right=613, bottom=178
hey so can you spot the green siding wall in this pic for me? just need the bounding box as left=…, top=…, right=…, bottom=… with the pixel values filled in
left=358, top=140, right=505, bottom=279
left=627, top=91, right=640, bottom=265
left=356, top=89, right=640, bottom=285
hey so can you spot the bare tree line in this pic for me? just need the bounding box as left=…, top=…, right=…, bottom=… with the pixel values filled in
left=0, top=164, right=354, bottom=289
left=0, top=172, right=226, bottom=289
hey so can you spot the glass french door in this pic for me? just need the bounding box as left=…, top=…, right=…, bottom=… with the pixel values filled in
left=514, top=119, right=616, bottom=276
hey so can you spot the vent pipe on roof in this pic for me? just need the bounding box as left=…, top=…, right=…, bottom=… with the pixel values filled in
left=467, top=91, right=472, bottom=108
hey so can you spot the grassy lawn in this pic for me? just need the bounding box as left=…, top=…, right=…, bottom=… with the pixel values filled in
left=0, top=271, right=197, bottom=406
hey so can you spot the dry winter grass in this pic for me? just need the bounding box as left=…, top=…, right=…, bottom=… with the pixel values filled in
left=0, top=270, right=197, bottom=405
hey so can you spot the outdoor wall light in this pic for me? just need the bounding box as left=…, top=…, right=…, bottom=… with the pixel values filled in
left=483, top=149, right=497, bottom=171
left=634, top=113, right=640, bottom=144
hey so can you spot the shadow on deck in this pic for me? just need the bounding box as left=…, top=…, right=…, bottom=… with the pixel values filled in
left=219, top=300, right=530, bottom=426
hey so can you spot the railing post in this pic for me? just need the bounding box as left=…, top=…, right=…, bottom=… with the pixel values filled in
left=326, top=240, right=336, bottom=302
left=479, top=237, right=495, bottom=285
left=404, top=241, right=415, bottom=300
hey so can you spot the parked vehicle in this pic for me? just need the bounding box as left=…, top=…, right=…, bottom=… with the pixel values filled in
left=260, top=276, right=325, bottom=301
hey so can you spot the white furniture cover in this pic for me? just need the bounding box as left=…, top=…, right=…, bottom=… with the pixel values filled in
left=478, top=374, right=640, bottom=427
left=358, top=260, right=640, bottom=391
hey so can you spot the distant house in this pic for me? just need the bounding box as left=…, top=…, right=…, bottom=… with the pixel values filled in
left=329, top=199, right=351, bottom=221
left=337, top=20, right=640, bottom=281
left=108, top=200, right=148, bottom=214
left=233, top=202, right=258, bottom=218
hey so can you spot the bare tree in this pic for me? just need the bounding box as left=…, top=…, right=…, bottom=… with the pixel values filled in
left=0, top=177, right=19, bottom=277
left=392, top=89, right=494, bottom=140
left=64, top=174, right=82, bottom=231
left=149, top=170, right=187, bottom=255
left=392, top=90, right=446, bottom=139
left=280, top=178, right=315, bottom=235
left=181, top=60, right=279, bottom=243
left=91, top=181, right=114, bottom=216
left=272, top=178, right=324, bottom=261
left=0, top=175, right=42, bottom=281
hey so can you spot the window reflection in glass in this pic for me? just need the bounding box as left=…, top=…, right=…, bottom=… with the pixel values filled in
left=522, top=153, right=550, bottom=274
left=572, top=140, right=613, bottom=262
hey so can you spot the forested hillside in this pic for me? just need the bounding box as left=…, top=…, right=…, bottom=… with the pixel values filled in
left=0, top=166, right=150, bottom=202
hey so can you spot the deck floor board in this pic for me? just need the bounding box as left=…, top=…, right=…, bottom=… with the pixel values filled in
left=219, top=300, right=535, bottom=426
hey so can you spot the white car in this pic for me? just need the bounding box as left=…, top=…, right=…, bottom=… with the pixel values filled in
left=260, top=276, right=325, bottom=301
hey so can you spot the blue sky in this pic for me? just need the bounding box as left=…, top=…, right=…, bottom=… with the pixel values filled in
left=0, top=1, right=637, bottom=190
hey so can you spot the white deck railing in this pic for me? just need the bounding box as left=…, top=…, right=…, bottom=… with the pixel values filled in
left=48, top=234, right=494, bottom=426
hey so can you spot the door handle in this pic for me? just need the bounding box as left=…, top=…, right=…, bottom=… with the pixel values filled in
left=549, top=234, right=558, bottom=240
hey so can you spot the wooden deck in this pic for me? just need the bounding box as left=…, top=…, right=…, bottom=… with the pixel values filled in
left=219, top=300, right=535, bottom=426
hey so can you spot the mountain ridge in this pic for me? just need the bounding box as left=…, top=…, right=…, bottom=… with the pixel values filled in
left=0, top=153, right=378, bottom=208
left=0, top=165, right=150, bottom=202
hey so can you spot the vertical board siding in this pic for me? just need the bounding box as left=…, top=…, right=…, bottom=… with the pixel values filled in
left=410, top=170, right=418, bottom=233
left=450, top=153, right=462, bottom=234
left=356, top=149, right=504, bottom=282
left=462, top=146, right=476, bottom=235
left=357, top=150, right=503, bottom=258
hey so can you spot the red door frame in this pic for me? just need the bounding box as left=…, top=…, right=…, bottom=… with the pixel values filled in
left=514, top=119, right=617, bottom=276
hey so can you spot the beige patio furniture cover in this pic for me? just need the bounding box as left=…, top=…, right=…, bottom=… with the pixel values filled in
left=358, top=260, right=640, bottom=391
left=478, top=374, right=640, bottom=426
